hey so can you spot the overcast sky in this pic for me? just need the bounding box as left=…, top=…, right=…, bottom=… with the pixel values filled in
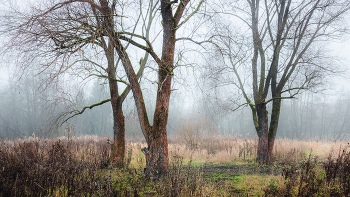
left=0, top=0, right=350, bottom=99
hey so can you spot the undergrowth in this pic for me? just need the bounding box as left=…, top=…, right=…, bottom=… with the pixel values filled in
left=265, top=144, right=350, bottom=196
left=0, top=137, right=213, bottom=196
left=1, top=136, right=349, bottom=196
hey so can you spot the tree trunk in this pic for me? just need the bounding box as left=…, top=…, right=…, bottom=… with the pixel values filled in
left=111, top=0, right=190, bottom=178
left=267, top=98, right=282, bottom=163
left=110, top=102, right=125, bottom=167
left=256, top=103, right=269, bottom=164
left=141, top=0, right=177, bottom=177
left=255, top=98, right=282, bottom=165
left=144, top=131, right=169, bottom=179
left=105, top=30, right=126, bottom=167
left=143, top=61, right=173, bottom=178
left=115, top=37, right=171, bottom=176
left=257, top=131, right=268, bottom=164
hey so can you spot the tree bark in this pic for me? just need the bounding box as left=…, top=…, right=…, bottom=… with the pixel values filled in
left=256, top=103, right=269, bottom=164
left=267, top=98, right=282, bottom=163
left=106, top=39, right=126, bottom=167
left=110, top=102, right=125, bottom=167
left=111, top=0, right=191, bottom=178
left=114, top=37, right=170, bottom=177
left=97, top=0, right=128, bottom=167
left=143, top=131, right=169, bottom=179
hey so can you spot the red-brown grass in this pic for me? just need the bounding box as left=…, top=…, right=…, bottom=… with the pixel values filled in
left=1, top=133, right=348, bottom=196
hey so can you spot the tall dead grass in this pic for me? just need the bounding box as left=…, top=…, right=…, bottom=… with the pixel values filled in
left=0, top=135, right=112, bottom=196
left=168, top=135, right=347, bottom=164
left=265, top=143, right=350, bottom=196
left=171, top=117, right=347, bottom=163
left=0, top=136, right=215, bottom=196
left=1, top=126, right=348, bottom=196
left=2, top=133, right=344, bottom=169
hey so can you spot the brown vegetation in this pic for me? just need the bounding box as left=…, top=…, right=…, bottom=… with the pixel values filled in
left=265, top=144, right=350, bottom=196
left=0, top=134, right=349, bottom=196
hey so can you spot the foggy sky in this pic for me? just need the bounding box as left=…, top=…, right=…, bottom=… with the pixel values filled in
left=0, top=0, right=350, bottom=141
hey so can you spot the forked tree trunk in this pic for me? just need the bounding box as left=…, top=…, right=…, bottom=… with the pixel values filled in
left=143, top=60, right=173, bottom=177
left=141, top=0, right=178, bottom=177
left=111, top=0, right=190, bottom=178
left=255, top=98, right=282, bottom=165
left=115, top=40, right=172, bottom=177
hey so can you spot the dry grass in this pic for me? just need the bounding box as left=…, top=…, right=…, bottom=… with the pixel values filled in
left=0, top=135, right=223, bottom=196
left=1, top=133, right=349, bottom=196
left=273, top=138, right=347, bottom=160
left=265, top=145, right=350, bottom=196
left=170, top=116, right=348, bottom=164
left=3, top=134, right=344, bottom=167
left=167, top=135, right=347, bottom=165
left=0, top=135, right=112, bottom=196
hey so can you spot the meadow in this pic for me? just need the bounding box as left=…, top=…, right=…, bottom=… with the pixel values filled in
left=1, top=133, right=349, bottom=196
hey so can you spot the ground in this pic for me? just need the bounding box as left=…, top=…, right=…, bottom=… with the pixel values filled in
left=0, top=135, right=349, bottom=196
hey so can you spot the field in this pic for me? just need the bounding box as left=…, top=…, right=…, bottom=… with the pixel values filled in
left=1, top=134, right=349, bottom=196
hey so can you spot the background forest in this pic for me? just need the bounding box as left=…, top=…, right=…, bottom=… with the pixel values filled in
left=1, top=74, right=350, bottom=141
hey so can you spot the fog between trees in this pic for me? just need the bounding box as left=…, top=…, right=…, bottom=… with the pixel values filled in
left=0, top=0, right=349, bottom=140
left=0, top=0, right=349, bottom=166
left=0, top=68, right=349, bottom=141
left=0, top=61, right=342, bottom=141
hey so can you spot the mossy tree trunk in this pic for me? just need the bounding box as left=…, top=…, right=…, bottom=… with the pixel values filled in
left=255, top=103, right=269, bottom=164
left=110, top=101, right=125, bottom=167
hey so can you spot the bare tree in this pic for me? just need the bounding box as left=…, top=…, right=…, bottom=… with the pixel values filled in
left=111, top=0, right=204, bottom=178
left=1, top=0, right=204, bottom=177
left=1, top=0, right=157, bottom=167
left=208, top=0, right=350, bottom=164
